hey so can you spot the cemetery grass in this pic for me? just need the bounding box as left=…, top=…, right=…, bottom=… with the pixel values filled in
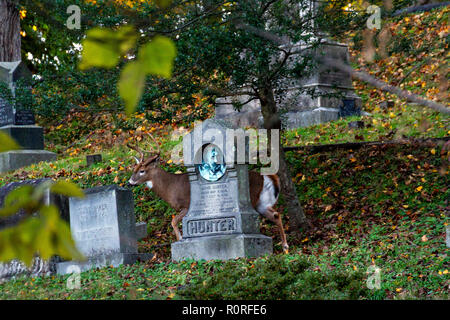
left=0, top=138, right=448, bottom=299
left=0, top=6, right=449, bottom=300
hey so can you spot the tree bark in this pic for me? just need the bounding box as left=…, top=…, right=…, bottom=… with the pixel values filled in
left=258, top=85, right=309, bottom=232
left=0, top=0, right=21, bottom=61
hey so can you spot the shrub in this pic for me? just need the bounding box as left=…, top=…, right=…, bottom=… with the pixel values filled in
left=180, top=255, right=368, bottom=300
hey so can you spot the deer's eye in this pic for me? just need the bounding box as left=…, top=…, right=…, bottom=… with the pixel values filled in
left=139, top=170, right=145, bottom=175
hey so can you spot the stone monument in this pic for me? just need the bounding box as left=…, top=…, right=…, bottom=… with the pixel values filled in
left=0, top=61, right=56, bottom=173
left=0, top=179, right=60, bottom=281
left=214, top=0, right=362, bottom=129
left=171, top=119, right=273, bottom=261
left=56, top=185, right=153, bottom=275
left=0, top=181, right=149, bottom=281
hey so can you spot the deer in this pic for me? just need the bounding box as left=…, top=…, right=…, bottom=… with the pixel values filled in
left=127, top=141, right=289, bottom=253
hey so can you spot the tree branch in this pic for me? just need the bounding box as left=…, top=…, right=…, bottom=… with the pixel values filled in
left=322, top=57, right=450, bottom=115
left=231, top=21, right=450, bottom=115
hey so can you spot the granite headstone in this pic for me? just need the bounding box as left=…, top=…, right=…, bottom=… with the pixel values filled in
left=86, top=154, right=102, bottom=167
left=14, top=110, right=35, bottom=125
left=0, top=97, right=14, bottom=128
left=56, top=185, right=153, bottom=274
left=171, top=119, right=273, bottom=261
left=0, top=179, right=61, bottom=281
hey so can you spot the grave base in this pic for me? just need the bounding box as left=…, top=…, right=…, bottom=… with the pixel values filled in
left=56, top=252, right=154, bottom=275
left=0, top=150, right=57, bottom=173
left=0, top=125, right=44, bottom=150
left=171, top=234, right=273, bottom=262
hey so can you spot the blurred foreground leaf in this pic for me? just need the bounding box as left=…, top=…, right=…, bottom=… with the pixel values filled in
left=0, top=181, right=85, bottom=266
left=0, top=132, right=20, bottom=153
left=50, top=180, right=85, bottom=198
left=79, top=26, right=137, bottom=70
left=118, top=61, right=146, bottom=116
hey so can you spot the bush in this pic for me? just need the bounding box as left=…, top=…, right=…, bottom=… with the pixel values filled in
left=180, top=255, right=368, bottom=300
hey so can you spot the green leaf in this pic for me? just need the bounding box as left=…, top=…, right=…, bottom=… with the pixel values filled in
left=118, top=61, right=146, bottom=115
left=0, top=132, right=20, bottom=153
left=0, top=185, right=35, bottom=217
left=79, top=26, right=137, bottom=70
left=50, top=181, right=85, bottom=198
left=138, top=36, right=177, bottom=78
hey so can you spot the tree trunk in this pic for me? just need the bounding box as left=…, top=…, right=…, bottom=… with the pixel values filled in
left=0, top=0, right=21, bottom=61
left=258, top=85, right=309, bottom=232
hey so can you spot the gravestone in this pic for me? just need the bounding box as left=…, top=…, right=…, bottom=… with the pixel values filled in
left=56, top=185, right=153, bottom=275
left=446, top=225, right=450, bottom=248
left=0, top=179, right=61, bottom=281
left=171, top=119, right=273, bottom=261
left=0, top=179, right=51, bottom=230
left=214, top=0, right=361, bottom=129
left=86, top=154, right=102, bottom=166
left=0, top=97, right=14, bottom=127
left=135, top=221, right=148, bottom=240
left=0, top=61, right=56, bottom=173
left=14, top=110, right=35, bottom=125
left=0, top=61, right=32, bottom=97
left=348, top=121, right=365, bottom=129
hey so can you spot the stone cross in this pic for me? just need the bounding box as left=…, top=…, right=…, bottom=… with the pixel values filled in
left=171, top=119, right=273, bottom=261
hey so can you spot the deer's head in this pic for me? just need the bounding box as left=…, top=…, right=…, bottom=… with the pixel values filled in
left=127, top=138, right=160, bottom=188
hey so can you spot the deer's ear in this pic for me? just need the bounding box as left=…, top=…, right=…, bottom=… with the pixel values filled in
left=133, top=156, right=140, bottom=164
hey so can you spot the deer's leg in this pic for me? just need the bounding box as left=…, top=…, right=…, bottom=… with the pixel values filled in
left=171, top=208, right=188, bottom=241
left=261, top=207, right=289, bottom=253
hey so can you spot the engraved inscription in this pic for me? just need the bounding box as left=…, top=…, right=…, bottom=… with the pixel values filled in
left=0, top=98, right=14, bottom=127
left=187, top=217, right=237, bottom=236
left=190, top=181, right=238, bottom=217
left=71, top=200, right=119, bottom=255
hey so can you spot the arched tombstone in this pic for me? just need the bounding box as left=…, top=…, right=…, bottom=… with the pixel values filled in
left=171, top=119, right=273, bottom=261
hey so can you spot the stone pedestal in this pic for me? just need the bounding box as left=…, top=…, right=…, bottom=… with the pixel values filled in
left=0, top=126, right=56, bottom=173
left=172, top=234, right=272, bottom=261
left=0, top=125, right=44, bottom=149
left=171, top=119, right=273, bottom=261
left=215, top=40, right=361, bottom=129
left=0, top=150, right=57, bottom=173
left=56, top=252, right=153, bottom=275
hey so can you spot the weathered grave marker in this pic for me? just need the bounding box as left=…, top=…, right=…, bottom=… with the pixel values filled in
left=446, top=225, right=450, bottom=248
left=0, top=97, right=14, bottom=127
left=0, top=179, right=60, bottom=281
left=0, top=61, right=56, bottom=173
left=56, top=185, right=153, bottom=274
left=86, top=154, right=102, bottom=167
left=171, top=119, right=273, bottom=261
left=14, top=110, right=35, bottom=125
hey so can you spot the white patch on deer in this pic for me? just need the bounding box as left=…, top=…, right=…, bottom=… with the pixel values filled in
left=256, top=175, right=278, bottom=215
left=146, top=180, right=153, bottom=189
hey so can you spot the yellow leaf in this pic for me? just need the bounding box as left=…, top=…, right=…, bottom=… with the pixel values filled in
left=0, top=132, right=21, bottom=153
left=50, top=181, right=85, bottom=198
left=415, top=186, right=423, bottom=192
